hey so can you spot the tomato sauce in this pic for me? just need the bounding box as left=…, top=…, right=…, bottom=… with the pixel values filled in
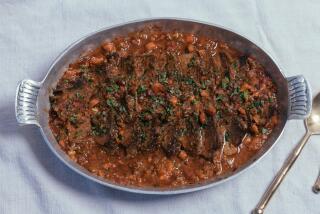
left=49, top=26, right=279, bottom=187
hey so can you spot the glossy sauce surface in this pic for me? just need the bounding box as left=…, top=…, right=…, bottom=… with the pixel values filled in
left=49, top=26, right=279, bottom=187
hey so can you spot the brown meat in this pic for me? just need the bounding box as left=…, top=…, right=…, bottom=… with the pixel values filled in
left=49, top=26, right=279, bottom=188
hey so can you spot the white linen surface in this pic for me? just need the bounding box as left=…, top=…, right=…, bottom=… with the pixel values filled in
left=0, top=0, right=319, bottom=213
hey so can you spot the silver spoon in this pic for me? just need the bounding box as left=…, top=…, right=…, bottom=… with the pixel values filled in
left=313, top=171, right=320, bottom=194
left=253, top=93, right=320, bottom=214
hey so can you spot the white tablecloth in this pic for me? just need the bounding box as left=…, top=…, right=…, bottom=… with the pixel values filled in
left=0, top=0, right=319, bottom=213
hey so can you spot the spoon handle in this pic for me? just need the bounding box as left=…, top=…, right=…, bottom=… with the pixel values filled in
left=253, top=132, right=311, bottom=214
left=313, top=171, right=320, bottom=193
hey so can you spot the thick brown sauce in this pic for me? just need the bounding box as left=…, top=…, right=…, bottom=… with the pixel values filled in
left=49, top=26, right=279, bottom=187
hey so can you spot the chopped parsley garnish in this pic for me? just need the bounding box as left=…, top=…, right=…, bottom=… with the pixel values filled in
left=119, top=105, right=127, bottom=113
left=240, top=90, right=249, bottom=101
left=215, top=110, right=222, bottom=119
left=79, top=65, right=90, bottom=73
left=172, top=70, right=182, bottom=80
left=185, top=77, right=196, bottom=85
left=200, top=80, right=211, bottom=89
left=187, top=56, right=197, bottom=68
left=151, top=96, right=165, bottom=106
left=106, top=87, right=113, bottom=93
left=158, top=72, right=168, bottom=84
left=201, top=82, right=207, bottom=89
left=106, top=98, right=118, bottom=108
left=225, top=131, right=231, bottom=141
left=231, top=87, right=240, bottom=96
left=221, top=77, right=230, bottom=89
left=168, top=87, right=175, bottom=94
left=69, top=115, right=78, bottom=125
left=191, top=99, right=198, bottom=105
left=137, top=85, right=147, bottom=95
left=165, top=105, right=174, bottom=115
left=268, top=97, right=274, bottom=103
left=253, top=100, right=264, bottom=108
left=139, top=110, right=153, bottom=125
left=91, top=125, right=107, bottom=136
left=231, top=61, right=238, bottom=70
left=75, top=92, right=84, bottom=99
left=192, top=112, right=199, bottom=123
left=168, top=87, right=182, bottom=96
left=106, top=83, right=120, bottom=93
left=137, top=132, right=146, bottom=142
left=215, top=94, right=224, bottom=102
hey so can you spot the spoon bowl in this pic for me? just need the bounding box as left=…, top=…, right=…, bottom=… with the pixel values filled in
left=306, top=93, right=320, bottom=134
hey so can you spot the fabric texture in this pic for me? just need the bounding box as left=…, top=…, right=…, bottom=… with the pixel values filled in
left=0, top=0, right=319, bottom=213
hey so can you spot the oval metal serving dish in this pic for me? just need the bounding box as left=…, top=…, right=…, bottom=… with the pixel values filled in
left=15, top=18, right=312, bottom=194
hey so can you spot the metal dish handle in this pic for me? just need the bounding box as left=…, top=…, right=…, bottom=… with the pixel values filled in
left=287, top=75, right=312, bottom=120
left=15, top=79, right=41, bottom=127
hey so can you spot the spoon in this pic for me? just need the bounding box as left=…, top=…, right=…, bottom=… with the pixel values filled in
left=313, top=171, right=320, bottom=193
left=253, top=93, right=320, bottom=214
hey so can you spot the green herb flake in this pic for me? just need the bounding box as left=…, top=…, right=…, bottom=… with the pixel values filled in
left=268, top=97, right=273, bottom=103
left=106, top=98, right=118, bottom=108
left=215, top=94, right=224, bottom=102
left=84, top=74, right=94, bottom=85
left=201, top=82, right=207, bottom=89
left=69, top=115, right=78, bottom=125
left=192, top=112, right=199, bottom=123
left=165, top=105, right=174, bottom=115
left=106, top=83, right=120, bottom=93
left=187, top=56, right=197, bottom=68
left=79, top=65, right=90, bottom=73
left=240, top=90, right=249, bottom=101
left=106, top=87, right=113, bottom=93
left=253, top=100, right=264, bottom=108
left=75, top=92, right=84, bottom=100
left=138, top=132, right=146, bottom=142
left=191, top=99, right=198, bottom=105
left=215, top=110, right=222, bottom=119
left=185, top=77, right=196, bottom=85
left=91, top=125, right=106, bottom=136
left=168, top=88, right=175, bottom=94
left=158, top=72, right=168, bottom=84
left=151, top=96, right=165, bottom=106
left=119, top=105, right=127, bottom=113
left=221, top=77, right=230, bottom=89
left=139, top=109, right=154, bottom=125
left=225, top=131, right=231, bottom=141
left=137, top=85, right=147, bottom=95
left=113, top=84, right=120, bottom=91
left=231, top=61, right=238, bottom=70
left=168, top=86, right=182, bottom=96
left=231, top=87, right=240, bottom=96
